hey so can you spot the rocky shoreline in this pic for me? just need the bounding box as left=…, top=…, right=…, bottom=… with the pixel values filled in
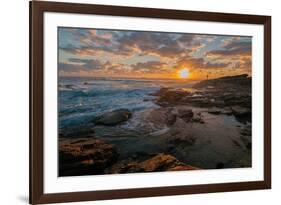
left=59, top=74, right=252, bottom=176
left=153, top=74, right=251, bottom=122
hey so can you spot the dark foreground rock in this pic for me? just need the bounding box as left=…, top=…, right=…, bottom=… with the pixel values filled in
left=231, top=106, right=251, bottom=117
left=94, top=109, right=132, bottom=126
left=105, top=153, right=199, bottom=174
left=59, top=137, right=118, bottom=176
left=177, top=109, right=194, bottom=123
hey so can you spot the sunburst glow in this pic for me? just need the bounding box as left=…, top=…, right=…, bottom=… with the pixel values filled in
left=178, top=69, right=190, bottom=79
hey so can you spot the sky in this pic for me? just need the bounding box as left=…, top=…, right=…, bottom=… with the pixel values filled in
left=58, top=27, right=252, bottom=80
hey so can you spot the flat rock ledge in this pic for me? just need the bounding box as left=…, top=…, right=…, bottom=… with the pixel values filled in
left=105, top=153, right=199, bottom=174
left=59, top=137, right=118, bottom=176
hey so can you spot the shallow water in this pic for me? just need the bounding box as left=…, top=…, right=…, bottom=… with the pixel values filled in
left=168, top=108, right=251, bottom=169
left=92, top=106, right=251, bottom=169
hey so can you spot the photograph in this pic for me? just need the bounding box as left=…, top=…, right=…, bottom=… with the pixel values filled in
left=29, top=2, right=271, bottom=203
left=58, top=27, right=252, bottom=177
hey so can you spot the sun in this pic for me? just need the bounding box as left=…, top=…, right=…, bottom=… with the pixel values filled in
left=178, top=68, right=189, bottom=79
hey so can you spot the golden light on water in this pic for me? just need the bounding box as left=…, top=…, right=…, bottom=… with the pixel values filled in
left=178, top=68, right=190, bottom=79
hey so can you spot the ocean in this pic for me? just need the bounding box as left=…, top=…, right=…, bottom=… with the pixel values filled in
left=58, top=77, right=194, bottom=129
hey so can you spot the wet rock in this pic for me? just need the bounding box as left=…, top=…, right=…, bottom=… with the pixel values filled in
left=167, top=113, right=177, bottom=126
left=231, top=106, right=251, bottom=122
left=231, top=106, right=251, bottom=116
left=151, top=87, right=170, bottom=96
left=157, top=91, right=184, bottom=104
left=208, top=108, right=221, bottom=115
left=231, top=139, right=242, bottom=147
left=240, top=124, right=252, bottom=136
left=177, top=109, right=193, bottom=123
left=146, top=107, right=177, bottom=127
left=246, top=142, right=252, bottom=150
left=59, top=137, right=118, bottom=176
left=169, top=135, right=196, bottom=146
left=154, top=87, right=191, bottom=106
left=94, top=109, right=132, bottom=126
left=240, top=124, right=252, bottom=150
left=139, top=154, right=178, bottom=172
left=106, top=153, right=199, bottom=173
left=191, top=112, right=204, bottom=123
left=168, top=165, right=199, bottom=171
left=221, top=108, right=233, bottom=115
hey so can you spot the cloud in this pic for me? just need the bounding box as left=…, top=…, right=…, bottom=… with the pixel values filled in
left=58, top=62, right=82, bottom=72
left=233, top=58, right=252, bottom=69
left=68, top=58, right=103, bottom=70
left=206, top=39, right=251, bottom=57
left=66, top=28, right=115, bottom=47
left=59, top=28, right=120, bottom=57
left=131, top=61, right=167, bottom=72
left=175, top=56, right=231, bottom=70
left=58, top=28, right=252, bottom=77
left=59, top=59, right=104, bottom=73
left=60, top=30, right=203, bottom=58
left=117, top=32, right=202, bottom=57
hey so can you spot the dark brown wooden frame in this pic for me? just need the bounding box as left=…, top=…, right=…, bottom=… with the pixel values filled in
left=30, top=1, right=271, bottom=204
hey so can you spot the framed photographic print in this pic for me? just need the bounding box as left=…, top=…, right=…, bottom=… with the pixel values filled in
left=30, top=1, right=271, bottom=204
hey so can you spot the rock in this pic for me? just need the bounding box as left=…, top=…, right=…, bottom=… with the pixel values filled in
left=213, top=100, right=225, bottom=107
left=246, top=142, right=252, bottom=150
left=139, top=154, right=178, bottom=172
left=154, top=87, right=191, bottom=106
left=231, top=139, right=242, bottom=147
left=177, top=109, right=193, bottom=123
left=231, top=106, right=251, bottom=117
left=167, top=113, right=177, bottom=126
left=59, top=137, right=118, bottom=176
left=169, top=135, right=196, bottom=146
left=151, top=87, right=170, bottom=96
left=221, top=108, right=233, bottom=115
left=240, top=124, right=252, bottom=136
left=146, top=107, right=177, bottom=127
left=240, top=124, right=251, bottom=149
left=224, top=95, right=251, bottom=108
left=157, top=91, right=183, bottom=104
left=191, top=112, right=204, bottom=123
left=106, top=153, right=199, bottom=173
left=208, top=108, right=221, bottom=115
left=193, top=74, right=251, bottom=89
left=153, top=75, right=251, bottom=111
left=94, top=109, right=132, bottom=126
left=236, top=154, right=252, bottom=168
left=168, top=165, right=199, bottom=171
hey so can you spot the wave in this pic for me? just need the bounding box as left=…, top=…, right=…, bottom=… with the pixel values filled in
left=58, top=77, right=193, bottom=128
